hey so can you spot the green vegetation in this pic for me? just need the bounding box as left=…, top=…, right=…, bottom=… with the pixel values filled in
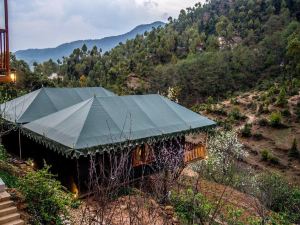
left=276, top=87, right=288, bottom=107
left=19, top=166, right=74, bottom=225
left=261, top=149, right=270, bottom=161
left=0, top=144, right=8, bottom=161
left=288, top=138, right=299, bottom=158
left=229, top=107, right=246, bottom=121
left=256, top=172, right=300, bottom=223
left=261, top=149, right=280, bottom=164
left=269, top=112, right=283, bottom=127
left=258, top=118, right=269, bottom=126
left=0, top=170, right=18, bottom=188
left=170, top=189, right=213, bottom=224
left=241, top=123, right=252, bottom=137
left=8, top=0, right=299, bottom=107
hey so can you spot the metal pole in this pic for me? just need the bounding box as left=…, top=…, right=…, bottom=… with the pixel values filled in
left=4, top=0, right=9, bottom=78
left=19, top=128, right=22, bottom=159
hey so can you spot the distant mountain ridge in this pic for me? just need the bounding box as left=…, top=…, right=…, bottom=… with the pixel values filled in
left=15, top=21, right=165, bottom=65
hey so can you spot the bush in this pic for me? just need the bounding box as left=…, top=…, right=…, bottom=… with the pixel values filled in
left=19, top=166, right=73, bottom=225
left=261, top=149, right=280, bottom=164
left=230, top=98, right=239, bottom=105
left=269, top=155, right=280, bottom=164
left=241, top=123, right=252, bottom=137
left=261, top=149, right=270, bottom=161
left=281, top=109, right=291, bottom=117
left=269, top=112, right=282, bottom=127
left=191, top=104, right=207, bottom=112
left=211, top=107, right=227, bottom=116
left=256, top=173, right=300, bottom=223
left=170, top=189, right=213, bottom=224
left=229, top=107, right=246, bottom=121
left=258, top=118, right=269, bottom=126
left=288, top=138, right=299, bottom=158
left=0, top=144, right=8, bottom=161
left=276, top=88, right=288, bottom=107
left=0, top=170, right=18, bottom=188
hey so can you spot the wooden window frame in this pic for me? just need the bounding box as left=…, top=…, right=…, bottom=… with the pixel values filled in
left=132, top=144, right=154, bottom=167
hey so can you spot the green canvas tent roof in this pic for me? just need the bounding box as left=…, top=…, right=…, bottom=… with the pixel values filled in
left=0, top=87, right=116, bottom=124
left=22, top=95, right=215, bottom=158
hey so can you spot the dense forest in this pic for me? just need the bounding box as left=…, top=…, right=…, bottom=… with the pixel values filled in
left=11, top=0, right=300, bottom=106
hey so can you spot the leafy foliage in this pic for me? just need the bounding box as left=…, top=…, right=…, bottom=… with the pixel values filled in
left=0, top=170, right=18, bottom=188
left=241, top=123, right=252, bottom=137
left=0, top=144, right=8, bottom=161
left=19, top=166, right=73, bottom=225
left=256, top=172, right=300, bottom=223
left=269, top=112, right=282, bottom=127
left=18, top=0, right=300, bottom=106
left=192, top=131, right=247, bottom=184
left=170, top=189, right=213, bottom=224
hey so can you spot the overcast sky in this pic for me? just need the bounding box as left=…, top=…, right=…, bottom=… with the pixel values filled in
left=7, top=0, right=204, bottom=52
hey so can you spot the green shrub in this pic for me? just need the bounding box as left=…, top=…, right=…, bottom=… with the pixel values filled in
left=230, top=98, right=239, bottom=105
left=229, top=107, right=246, bottom=121
left=211, top=107, right=227, bottom=116
left=276, top=88, right=288, bottom=107
left=241, top=123, right=252, bottom=137
left=19, top=166, right=73, bottom=225
left=191, top=104, right=207, bottom=112
left=217, top=119, right=233, bottom=130
left=261, top=149, right=279, bottom=164
left=252, top=133, right=263, bottom=140
left=0, top=170, right=18, bottom=188
left=170, top=189, right=213, bottom=224
left=258, top=118, right=269, bottom=126
left=261, top=149, right=270, bottom=161
left=288, top=138, right=299, bottom=158
left=281, top=109, right=291, bottom=117
left=269, top=155, right=280, bottom=165
left=269, top=112, right=282, bottom=127
left=256, top=173, right=300, bottom=223
left=0, top=144, right=8, bottom=161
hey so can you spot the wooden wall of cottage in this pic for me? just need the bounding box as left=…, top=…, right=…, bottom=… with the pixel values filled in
left=1, top=131, right=186, bottom=194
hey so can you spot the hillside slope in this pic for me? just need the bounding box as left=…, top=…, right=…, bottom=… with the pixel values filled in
left=26, top=0, right=299, bottom=106
left=198, top=86, right=300, bottom=185
left=15, top=21, right=165, bottom=65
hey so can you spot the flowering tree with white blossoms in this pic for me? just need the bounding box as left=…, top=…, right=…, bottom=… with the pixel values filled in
left=167, top=86, right=181, bottom=103
left=192, top=130, right=248, bottom=184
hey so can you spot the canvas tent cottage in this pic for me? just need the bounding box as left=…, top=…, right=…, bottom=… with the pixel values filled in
left=1, top=88, right=215, bottom=192
left=21, top=95, right=215, bottom=158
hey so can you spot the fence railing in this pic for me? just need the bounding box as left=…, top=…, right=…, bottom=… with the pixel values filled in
left=184, top=144, right=206, bottom=164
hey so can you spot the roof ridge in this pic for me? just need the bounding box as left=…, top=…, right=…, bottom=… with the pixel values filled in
left=160, top=96, right=191, bottom=127
left=10, top=89, right=42, bottom=123
left=56, top=98, right=93, bottom=148
left=74, top=97, right=125, bottom=148
left=43, top=88, right=59, bottom=111
left=131, top=96, right=162, bottom=133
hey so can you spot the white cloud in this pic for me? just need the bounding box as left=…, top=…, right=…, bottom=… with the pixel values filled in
left=9, top=0, right=204, bottom=51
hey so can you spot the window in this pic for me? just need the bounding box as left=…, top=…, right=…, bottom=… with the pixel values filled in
left=132, top=144, right=154, bottom=167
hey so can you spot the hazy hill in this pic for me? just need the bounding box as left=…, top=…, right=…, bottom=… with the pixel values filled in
left=15, top=21, right=165, bottom=65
